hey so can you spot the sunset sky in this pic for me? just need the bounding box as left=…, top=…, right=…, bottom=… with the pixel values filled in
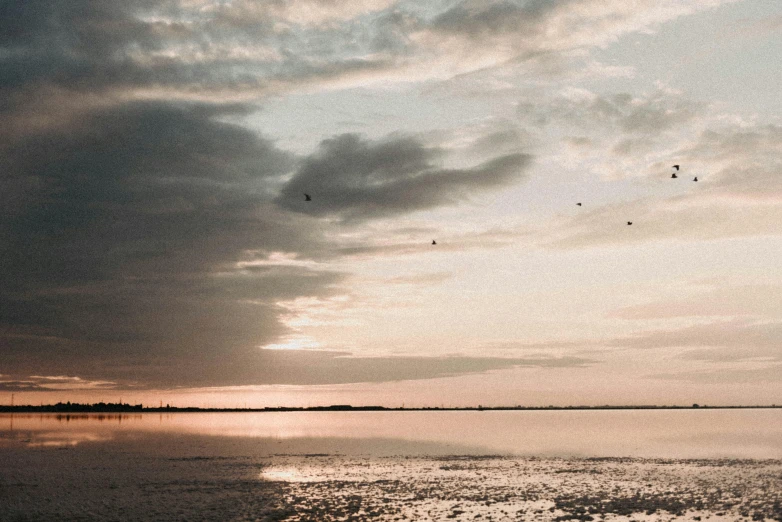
left=2, top=0, right=781, bottom=407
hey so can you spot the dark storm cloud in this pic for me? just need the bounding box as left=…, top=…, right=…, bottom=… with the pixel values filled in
left=0, top=0, right=541, bottom=389
left=1, top=101, right=296, bottom=289
left=0, top=98, right=352, bottom=388
left=278, top=133, right=532, bottom=221
left=0, top=1, right=538, bottom=390
left=0, top=0, right=561, bottom=391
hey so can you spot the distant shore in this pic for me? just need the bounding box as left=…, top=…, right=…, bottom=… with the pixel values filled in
left=1, top=402, right=780, bottom=413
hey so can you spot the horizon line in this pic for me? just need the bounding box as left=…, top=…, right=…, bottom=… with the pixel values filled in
left=1, top=402, right=780, bottom=413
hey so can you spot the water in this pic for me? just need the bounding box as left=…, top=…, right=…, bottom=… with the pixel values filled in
left=2, top=409, right=780, bottom=458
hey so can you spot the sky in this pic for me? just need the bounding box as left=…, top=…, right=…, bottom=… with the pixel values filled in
left=2, top=0, right=781, bottom=408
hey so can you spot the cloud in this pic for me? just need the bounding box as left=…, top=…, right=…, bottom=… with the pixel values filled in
left=0, top=1, right=540, bottom=390
left=0, top=101, right=299, bottom=285
left=185, top=350, right=596, bottom=386
left=209, top=0, right=398, bottom=27
left=613, top=284, right=782, bottom=320
left=518, top=89, right=702, bottom=139
left=405, top=0, right=736, bottom=79
left=0, top=0, right=180, bottom=98
left=0, top=98, right=356, bottom=388
left=675, top=125, right=782, bottom=194
left=278, top=133, right=532, bottom=221
left=733, top=14, right=782, bottom=37
left=0, top=0, right=394, bottom=107
left=0, top=375, right=116, bottom=392
left=2, top=351, right=592, bottom=389
left=0, top=0, right=737, bottom=108
left=540, top=196, right=782, bottom=249
left=205, top=0, right=738, bottom=90
left=254, top=350, right=594, bottom=385
left=649, top=364, right=782, bottom=384
left=386, top=271, right=454, bottom=285
left=0, top=0, right=766, bottom=396
left=612, top=320, right=782, bottom=363
left=518, top=88, right=782, bottom=249
left=429, top=1, right=553, bottom=39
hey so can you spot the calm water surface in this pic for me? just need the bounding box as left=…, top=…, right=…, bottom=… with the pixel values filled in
left=1, top=409, right=779, bottom=458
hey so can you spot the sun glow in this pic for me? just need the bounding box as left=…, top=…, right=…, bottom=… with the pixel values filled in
left=262, top=336, right=322, bottom=351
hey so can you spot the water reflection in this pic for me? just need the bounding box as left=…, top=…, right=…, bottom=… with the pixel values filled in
left=27, top=431, right=113, bottom=447
left=1, top=413, right=140, bottom=447
left=3, top=413, right=142, bottom=425
left=53, top=414, right=142, bottom=423
left=1, top=410, right=780, bottom=458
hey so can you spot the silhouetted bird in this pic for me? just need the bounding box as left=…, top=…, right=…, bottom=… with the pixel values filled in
left=672, top=165, right=680, bottom=171
left=671, top=173, right=678, bottom=179
left=693, top=176, right=698, bottom=182
left=627, top=221, right=633, bottom=226
left=576, top=203, right=582, bottom=206
left=304, top=193, right=312, bottom=201
left=432, top=240, right=437, bottom=245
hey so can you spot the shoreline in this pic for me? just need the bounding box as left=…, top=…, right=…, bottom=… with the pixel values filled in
left=1, top=404, right=780, bottom=413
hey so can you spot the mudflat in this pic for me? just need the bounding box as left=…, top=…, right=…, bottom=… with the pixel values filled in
left=261, top=454, right=782, bottom=521
left=2, top=432, right=780, bottom=521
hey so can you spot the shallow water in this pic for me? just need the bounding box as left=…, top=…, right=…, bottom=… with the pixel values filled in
left=2, top=410, right=781, bottom=520
left=2, top=409, right=780, bottom=458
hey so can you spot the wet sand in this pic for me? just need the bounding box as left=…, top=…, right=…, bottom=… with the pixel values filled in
left=2, top=432, right=780, bottom=521
left=261, top=454, right=782, bottom=521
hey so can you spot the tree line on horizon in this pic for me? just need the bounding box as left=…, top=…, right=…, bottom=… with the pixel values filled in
left=0, top=402, right=778, bottom=413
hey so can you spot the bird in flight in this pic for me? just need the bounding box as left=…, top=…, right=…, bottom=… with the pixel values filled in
left=304, top=193, right=312, bottom=201
left=672, top=165, right=680, bottom=171
left=627, top=221, right=633, bottom=226
left=576, top=203, right=582, bottom=206
left=693, top=176, right=698, bottom=182
left=671, top=173, right=678, bottom=179
left=431, top=240, right=437, bottom=245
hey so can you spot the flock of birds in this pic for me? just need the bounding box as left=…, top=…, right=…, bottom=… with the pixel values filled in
left=575, top=164, right=696, bottom=227
left=301, top=164, right=697, bottom=243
